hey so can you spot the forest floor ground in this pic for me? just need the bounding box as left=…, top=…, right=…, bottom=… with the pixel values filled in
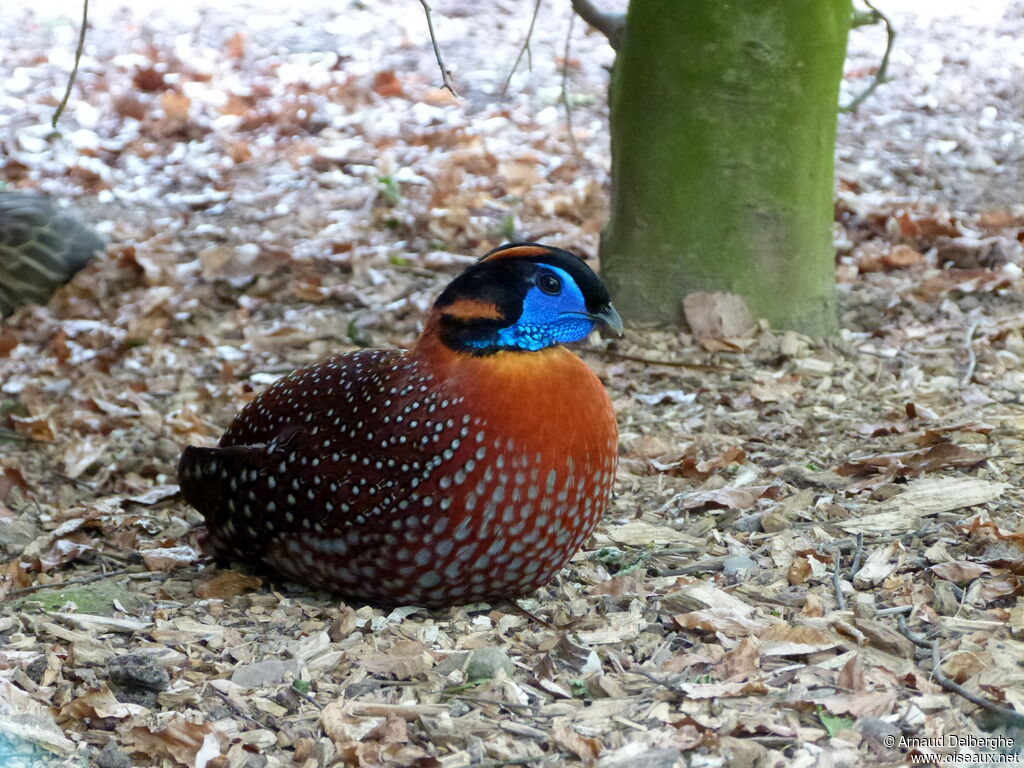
left=1, top=1, right=1024, bottom=767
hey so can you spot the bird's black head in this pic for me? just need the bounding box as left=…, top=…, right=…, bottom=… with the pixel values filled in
left=431, top=243, right=622, bottom=354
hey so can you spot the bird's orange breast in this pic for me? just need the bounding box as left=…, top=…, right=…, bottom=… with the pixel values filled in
left=416, top=330, right=617, bottom=462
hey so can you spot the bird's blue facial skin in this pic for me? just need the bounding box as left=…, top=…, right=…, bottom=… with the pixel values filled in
left=465, top=264, right=597, bottom=352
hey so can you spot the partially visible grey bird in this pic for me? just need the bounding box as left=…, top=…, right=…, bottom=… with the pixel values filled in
left=0, top=191, right=104, bottom=317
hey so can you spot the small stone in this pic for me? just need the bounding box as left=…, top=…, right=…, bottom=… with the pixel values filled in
left=732, top=513, right=763, bottom=533
left=0, top=518, right=38, bottom=556
left=464, top=647, right=514, bottom=682
left=722, top=553, right=758, bottom=576
left=719, top=737, right=770, bottom=768
left=231, top=659, right=298, bottom=689
left=434, top=651, right=469, bottom=676
left=25, top=656, right=48, bottom=684
left=859, top=717, right=902, bottom=750
left=792, top=357, right=834, bottom=377
left=108, top=653, right=170, bottom=691
left=851, top=592, right=876, bottom=619
left=778, top=464, right=846, bottom=490
left=96, top=742, right=133, bottom=768
left=932, top=581, right=961, bottom=616
left=293, top=737, right=320, bottom=764
left=761, top=510, right=791, bottom=534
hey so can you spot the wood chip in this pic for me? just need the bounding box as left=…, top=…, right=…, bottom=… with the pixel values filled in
left=841, top=477, right=1009, bottom=534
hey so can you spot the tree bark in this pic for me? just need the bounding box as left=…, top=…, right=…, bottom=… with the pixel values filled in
left=601, top=0, right=852, bottom=335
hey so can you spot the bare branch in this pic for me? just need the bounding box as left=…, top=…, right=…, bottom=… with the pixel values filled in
left=7, top=568, right=130, bottom=599
left=961, top=318, right=981, bottom=385
left=848, top=532, right=864, bottom=577
left=930, top=637, right=1024, bottom=727
left=417, top=0, right=458, bottom=97
left=897, top=617, right=1024, bottom=728
left=52, top=0, right=90, bottom=127
left=841, top=0, right=896, bottom=113
left=570, top=0, right=625, bottom=50
left=559, top=13, right=581, bottom=159
left=832, top=546, right=847, bottom=611
left=501, top=0, right=544, bottom=97
left=896, top=615, right=932, bottom=648
left=851, top=9, right=878, bottom=27
left=875, top=604, right=913, bottom=617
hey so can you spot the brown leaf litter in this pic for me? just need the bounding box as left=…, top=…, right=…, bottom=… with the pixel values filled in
left=2, top=1, right=1024, bottom=766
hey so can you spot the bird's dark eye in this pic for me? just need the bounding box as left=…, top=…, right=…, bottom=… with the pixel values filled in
left=538, top=272, right=562, bottom=295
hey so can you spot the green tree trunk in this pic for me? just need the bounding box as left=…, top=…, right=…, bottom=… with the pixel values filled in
left=601, top=0, right=852, bottom=335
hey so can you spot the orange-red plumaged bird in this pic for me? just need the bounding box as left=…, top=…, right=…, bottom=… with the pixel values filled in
left=178, top=243, right=621, bottom=606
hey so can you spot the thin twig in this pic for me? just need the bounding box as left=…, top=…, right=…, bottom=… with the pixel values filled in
left=451, top=695, right=539, bottom=715
left=588, top=347, right=729, bottom=371
left=0, top=427, right=42, bottom=443
left=832, top=546, right=847, bottom=611
left=569, top=0, right=625, bottom=50
left=211, top=687, right=276, bottom=729
left=897, top=615, right=933, bottom=648
left=470, top=755, right=566, bottom=768
left=53, top=470, right=104, bottom=492
left=850, top=8, right=879, bottom=27
left=961, top=319, right=981, bottom=385
left=848, top=532, right=864, bottom=578
left=630, top=667, right=686, bottom=694
left=896, top=618, right=1024, bottom=727
left=53, top=0, right=90, bottom=127
left=656, top=557, right=728, bottom=577
left=841, top=0, right=896, bottom=113
left=507, top=599, right=556, bottom=629
left=559, top=12, right=581, bottom=160
left=287, top=684, right=323, bottom=711
left=417, top=0, right=458, bottom=96
left=7, top=568, right=130, bottom=599
left=501, top=0, right=543, bottom=96
left=508, top=599, right=585, bottom=631
left=931, top=639, right=1024, bottom=727
left=876, top=604, right=914, bottom=617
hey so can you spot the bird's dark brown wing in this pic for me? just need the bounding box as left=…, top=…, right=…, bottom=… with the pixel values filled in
left=178, top=348, right=469, bottom=559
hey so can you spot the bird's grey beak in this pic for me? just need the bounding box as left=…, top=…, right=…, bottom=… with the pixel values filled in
left=594, top=304, right=624, bottom=336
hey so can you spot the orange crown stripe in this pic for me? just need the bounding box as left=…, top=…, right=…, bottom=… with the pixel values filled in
left=480, top=244, right=553, bottom=262
left=441, top=298, right=504, bottom=320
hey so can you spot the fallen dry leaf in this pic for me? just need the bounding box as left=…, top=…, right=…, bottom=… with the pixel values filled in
left=551, top=718, right=602, bottom=763
left=760, top=624, right=841, bottom=656
left=673, top=610, right=768, bottom=637
left=0, top=678, right=75, bottom=754
left=931, top=561, right=993, bottom=584
left=837, top=653, right=866, bottom=691
left=141, top=545, right=200, bottom=570
left=194, top=569, right=263, bottom=599
left=681, top=486, right=772, bottom=511
left=815, top=690, right=898, bottom=718
left=126, top=719, right=224, bottom=767
left=717, top=636, right=761, bottom=681
left=857, top=242, right=926, bottom=272
left=677, top=679, right=769, bottom=698
left=836, top=442, right=987, bottom=480
left=61, top=684, right=142, bottom=720
left=683, top=291, right=755, bottom=351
